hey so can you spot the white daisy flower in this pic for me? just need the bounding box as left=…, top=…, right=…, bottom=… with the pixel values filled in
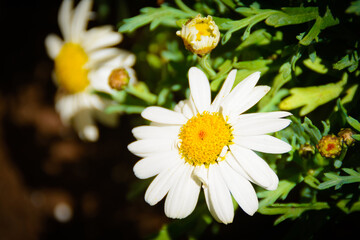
left=128, top=67, right=292, bottom=224
left=45, top=0, right=135, bottom=141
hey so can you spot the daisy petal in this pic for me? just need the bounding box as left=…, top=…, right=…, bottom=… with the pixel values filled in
left=211, top=69, right=236, bottom=112
left=141, top=106, right=187, bottom=125
left=132, top=126, right=180, bottom=140
left=87, top=48, right=121, bottom=67
left=188, top=67, right=211, bottom=113
left=45, top=34, right=63, bottom=59
left=73, top=109, right=98, bottom=142
left=128, top=139, right=174, bottom=157
left=234, top=135, right=292, bottom=154
left=233, top=86, right=270, bottom=116
left=237, top=111, right=292, bottom=121
left=165, top=164, right=201, bottom=219
left=134, top=151, right=182, bottom=179
left=83, top=26, right=122, bottom=52
left=233, top=118, right=291, bottom=136
left=71, top=0, right=92, bottom=42
left=225, top=152, right=251, bottom=181
left=219, top=161, right=258, bottom=216
left=221, top=72, right=261, bottom=116
left=206, top=164, right=234, bottom=224
left=230, top=144, right=278, bottom=190
left=58, top=0, right=72, bottom=41
left=145, top=162, right=184, bottom=205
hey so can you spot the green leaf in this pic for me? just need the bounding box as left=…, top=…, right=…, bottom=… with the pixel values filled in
left=279, top=73, right=347, bottom=116
left=352, top=134, right=360, bottom=141
left=347, top=116, right=360, bottom=132
left=333, top=51, right=359, bottom=72
left=346, top=0, right=360, bottom=15
left=318, top=169, right=360, bottom=190
left=265, top=7, right=318, bottom=27
left=258, top=180, right=297, bottom=208
left=303, top=57, right=328, bottom=74
left=299, top=7, right=339, bottom=46
left=119, top=5, right=194, bottom=33
left=258, top=202, right=329, bottom=225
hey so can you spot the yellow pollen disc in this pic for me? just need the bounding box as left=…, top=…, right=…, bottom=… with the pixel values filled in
left=178, top=111, right=233, bottom=166
left=55, top=43, right=89, bottom=93
left=195, top=22, right=212, bottom=41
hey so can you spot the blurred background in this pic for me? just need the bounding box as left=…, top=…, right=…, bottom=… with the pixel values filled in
left=0, top=0, right=358, bottom=239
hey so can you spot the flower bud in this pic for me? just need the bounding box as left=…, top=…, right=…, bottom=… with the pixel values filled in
left=108, top=68, right=132, bottom=91
left=338, top=128, right=356, bottom=146
left=176, top=15, right=220, bottom=55
left=316, top=134, right=342, bottom=158
left=299, top=143, right=315, bottom=158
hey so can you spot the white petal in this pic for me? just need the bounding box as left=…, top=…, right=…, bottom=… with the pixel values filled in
left=193, top=165, right=209, bottom=187
left=145, top=162, right=184, bottom=205
left=73, top=109, right=99, bottom=142
left=224, top=152, right=251, bottom=181
left=141, top=106, right=187, bottom=125
left=236, top=111, right=292, bottom=121
left=134, top=151, right=182, bottom=179
left=229, top=144, right=278, bottom=190
left=221, top=72, right=260, bottom=116
left=132, top=126, right=180, bottom=140
left=71, top=0, right=92, bottom=42
left=174, top=100, right=195, bottom=119
left=188, top=67, right=211, bottom=113
left=127, top=138, right=175, bottom=157
left=45, top=34, right=63, bottom=59
left=234, top=135, right=292, bottom=154
left=87, top=48, right=122, bottom=67
left=206, top=164, right=234, bottom=224
left=211, top=69, right=236, bottom=112
left=58, top=0, right=72, bottom=41
left=233, top=118, right=291, bottom=136
left=165, top=164, right=201, bottom=219
left=218, top=161, right=258, bottom=216
left=82, top=26, right=122, bottom=52
left=232, top=86, right=270, bottom=116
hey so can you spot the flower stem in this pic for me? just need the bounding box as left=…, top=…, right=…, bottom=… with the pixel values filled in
left=198, top=54, right=217, bottom=79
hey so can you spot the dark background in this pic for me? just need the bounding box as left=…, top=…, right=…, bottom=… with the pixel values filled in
left=0, top=0, right=358, bottom=239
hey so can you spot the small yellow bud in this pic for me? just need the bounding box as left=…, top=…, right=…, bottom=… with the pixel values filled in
left=176, top=15, right=220, bottom=55
left=108, top=68, right=130, bottom=91
left=299, top=143, right=315, bottom=158
left=316, top=134, right=342, bottom=158
left=338, top=128, right=356, bottom=146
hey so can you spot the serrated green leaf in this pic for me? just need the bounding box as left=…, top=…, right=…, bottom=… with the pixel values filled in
left=333, top=52, right=359, bottom=72
left=258, top=180, right=297, bottom=208
left=318, top=169, right=360, bottom=190
left=299, top=7, right=339, bottom=46
left=303, top=57, right=328, bottom=74
left=279, top=73, right=347, bottom=116
left=346, top=0, right=360, bottom=15
left=119, top=5, right=193, bottom=33
left=265, top=7, right=318, bottom=27
left=259, top=202, right=329, bottom=225
left=352, top=134, right=360, bottom=141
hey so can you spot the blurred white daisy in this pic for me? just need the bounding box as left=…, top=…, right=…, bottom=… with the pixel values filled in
left=128, top=67, right=292, bottom=224
left=45, top=0, right=135, bottom=141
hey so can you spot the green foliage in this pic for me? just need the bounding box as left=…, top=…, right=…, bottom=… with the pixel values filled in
left=318, top=168, right=360, bottom=190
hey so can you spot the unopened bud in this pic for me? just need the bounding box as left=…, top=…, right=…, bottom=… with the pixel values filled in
left=316, top=134, right=342, bottom=158
left=338, top=128, right=356, bottom=146
left=176, top=15, right=220, bottom=56
left=108, top=68, right=130, bottom=91
left=299, top=143, right=315, bottom=158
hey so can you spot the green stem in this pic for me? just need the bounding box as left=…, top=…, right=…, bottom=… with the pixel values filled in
left=198, top=54, right=217, bottom=79
left=175, top=0, right=198, bottom=15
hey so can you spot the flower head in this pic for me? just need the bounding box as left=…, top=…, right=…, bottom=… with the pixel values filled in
left=45, top=0, right=135, bottom=141
left=176, top=15, right=220, bottom=55
left=128, top=67, right=292, bottom=224
left=317, top=134, right=342, bottom=158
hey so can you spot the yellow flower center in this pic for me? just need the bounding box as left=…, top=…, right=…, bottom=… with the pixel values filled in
left=195, top=22, right=212, bottom=41
left=55, top=43, right=89, bottom=93
left=178, top=111, right=233, bottom=166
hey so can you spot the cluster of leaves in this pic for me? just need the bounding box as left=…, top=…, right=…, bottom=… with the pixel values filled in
left=105, top=0, right=360, bottom=239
